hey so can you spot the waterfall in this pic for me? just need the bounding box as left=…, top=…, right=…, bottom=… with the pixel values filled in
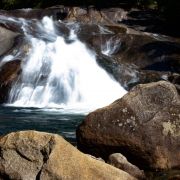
left=102, top=36, right=122, bottom=56
left=4, top=16, right=126, bottom=111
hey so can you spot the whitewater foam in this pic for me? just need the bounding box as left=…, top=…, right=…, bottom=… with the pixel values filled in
left=5, top=16, right=127, bottom=112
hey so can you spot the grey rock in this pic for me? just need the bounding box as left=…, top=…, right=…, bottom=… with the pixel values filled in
left=0, top=26, right=19, bottom=56
left=108, top=153, right=145, bottom=179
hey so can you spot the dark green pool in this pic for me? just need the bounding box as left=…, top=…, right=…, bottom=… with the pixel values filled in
left=0, top=105, right=85, bottom=145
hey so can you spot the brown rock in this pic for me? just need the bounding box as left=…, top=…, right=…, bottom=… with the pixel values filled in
left=0, top=60, right=21, bottom=103
left=108, top=153, right=145, bottom=179
left=63, top=7, right=128, bottom=25
left=0, top=131, right=136, bottom=180
left=72, top=21, right=180, bottom=90
left=77, top=81, right=180, bottom=170
left=146, top=169, right=180, bottom=180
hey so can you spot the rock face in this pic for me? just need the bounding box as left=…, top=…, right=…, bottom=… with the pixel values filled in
left=77, top=81, right=180, bottom=170
left=64, top=7, right=128, bottom=25
left=80, top=25, right=180, bottom=90
left=0, top=131, right=136, bottom=180
left=58, top=7, right=180, bottom=90
left=0, top=26, right=19, bottom=56
left=108, top=153, right=145, bottom=179
left=0, top=60, right=21, bottom=103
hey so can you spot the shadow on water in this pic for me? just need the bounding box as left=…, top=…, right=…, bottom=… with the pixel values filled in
left=0, top=105, right=85, bottom=145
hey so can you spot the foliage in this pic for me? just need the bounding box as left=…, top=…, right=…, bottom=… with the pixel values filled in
left=137, top=0, right=157, bottom=8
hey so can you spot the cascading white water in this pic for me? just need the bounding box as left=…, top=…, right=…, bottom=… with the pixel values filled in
left=102, top=36, right=122, bottom=56
left=6, top=16, right=127, bottom=111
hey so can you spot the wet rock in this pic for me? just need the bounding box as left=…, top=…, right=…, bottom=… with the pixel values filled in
left=0, top=60, right=21, bottom=103
left=0, top=7, right=67, bottom=20
left=108, top=153, right=145, bottom=179
left=63, top=7, right=128, bottom=25
left=1, top=7, right=180, bottom=91
left=0, top=26, right=19, bottom=56
left=65, top=7, right=180, bottom=90
left=169, top=73, right=180, bottom=83
left=0, top=131, right=136, bottom=180
left=0, top=6, right=127, bottom=26
left=70, top=20, right=180, bottom=90
left=77, top=81, right=180, bottom=170
left=98, top=32, right=180, bottom=89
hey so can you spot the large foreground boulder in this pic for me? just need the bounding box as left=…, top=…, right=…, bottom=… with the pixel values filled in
left=77, top=81, right=180, bottom=170
left=0, top=131, right=135, bottom=180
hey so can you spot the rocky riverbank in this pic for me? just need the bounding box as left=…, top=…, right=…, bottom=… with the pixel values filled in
left=0, top=80, right=180, bottom=179
left=0, top=6, right=180, bottom=180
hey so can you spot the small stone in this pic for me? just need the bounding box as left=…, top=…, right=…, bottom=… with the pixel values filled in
left=108, top=153, right=145, bottom=179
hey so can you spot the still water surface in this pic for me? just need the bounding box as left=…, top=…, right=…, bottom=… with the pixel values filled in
left=0, top=106, right=85, bottom=145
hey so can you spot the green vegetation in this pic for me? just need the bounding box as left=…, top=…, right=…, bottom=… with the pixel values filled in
left=136, top=0, right=157, bottom=8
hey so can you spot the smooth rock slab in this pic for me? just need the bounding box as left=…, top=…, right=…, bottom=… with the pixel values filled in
left=77, top=81, right=180, bottom=170
left=0, top=26, right=19, bottom=56
left=0, top=131, right=135, bottom=180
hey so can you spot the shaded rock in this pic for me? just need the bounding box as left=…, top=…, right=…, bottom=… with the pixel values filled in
left=108, top=153, right=145, bottom=179
left=122, top=8, right=180, bottom=38
left=168, top=175, right=180, bottom=180
left=70, top=20, right=180, bottom=90
left=0, top=26, right=19, bottom=56
left=100, top=33, right=180, bottom=89
left=65, top=7, right=102, bottom=24
left=77, top=81, right=180, bottom=170
left=1, top=7, right=180, bottom=91
left=146, top=169, right=180, bottom=180
left=0, top=131, right=136, bottom=180
left=0, top=11, right=69, bottom=42
left=0, top=6, right=127, bottom=30
left=0, top=60, right=21, bottom=103
left=0, top=7, right=67, bottom=20
left=64, top=7, right=128, bottom=25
